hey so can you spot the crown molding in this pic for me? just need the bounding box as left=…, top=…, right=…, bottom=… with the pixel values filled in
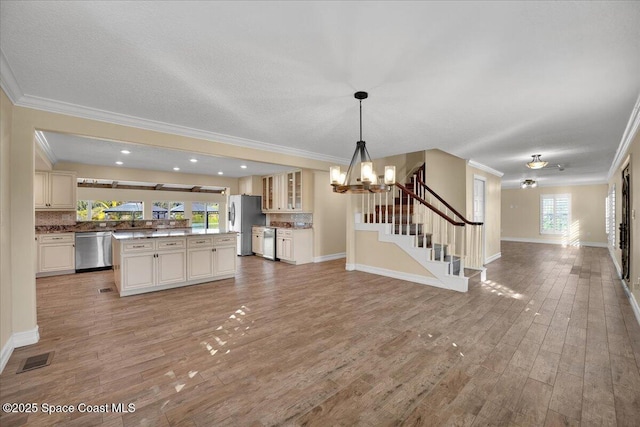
left=0, top=49, right=23, bottom=103
left=501, top=178, right=608, bottom=189
left=34, top=130, right=57, bottom=165
left=608, top=93, right=640, bottom=181
left=14, top=94, right=349, bottom=165
left=467, top=159, right=504, bottom=177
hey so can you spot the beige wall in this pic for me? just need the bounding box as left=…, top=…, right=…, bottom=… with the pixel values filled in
left=502, top=184, right=608, bottom=246
left=355, top=231, right=436, bottom=277
left=238, top=175, right=263, bottom=196
left=1, top=90, right=13, bottom=355
left=313, top=171, right=346, bottom=259
left=467, top=165, right=502, bottom=261
left=373, top=150, right=425, bottom=185
left=2, top=100, right=336, bottom=356
left=425, top=149, right=467, bottom=213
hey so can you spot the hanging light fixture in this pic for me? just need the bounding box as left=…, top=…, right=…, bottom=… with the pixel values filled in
left=330, top=92, right=395, bottom=193
left=526, top=154, right=548, bottom=169
left=521, top=179, right=537, bottom=189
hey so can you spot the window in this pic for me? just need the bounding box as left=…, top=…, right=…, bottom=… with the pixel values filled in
left=191, top=202, right=220, bottom=230
left=540, top=194, right=571, bottom=235
left=152, top=201, right=184, bottom=220
left=77, top=201, right=143, bottom=221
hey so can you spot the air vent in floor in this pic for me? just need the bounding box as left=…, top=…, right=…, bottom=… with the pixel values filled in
left=99, top=288, right=113, bottom=293
left=16, top=351, right=54, bottom=374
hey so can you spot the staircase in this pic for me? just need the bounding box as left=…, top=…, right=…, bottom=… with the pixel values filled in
left=354, top=164, right=485, bottom=292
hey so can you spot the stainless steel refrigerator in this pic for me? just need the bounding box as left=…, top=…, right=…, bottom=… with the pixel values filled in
left=229, top=195, right=266, bottom=255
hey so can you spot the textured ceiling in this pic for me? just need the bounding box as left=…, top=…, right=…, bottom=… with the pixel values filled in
left=1, top=1, right=639, bottom=187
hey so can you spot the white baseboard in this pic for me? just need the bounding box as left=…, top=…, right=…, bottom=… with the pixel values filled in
left=606, top=246, right=640, bottom=327
left=0, top=325, right=39, bottom=374
left=353, top=264, right=467, bottom=292
left=485, top=252, right=501, bottom=264
left=501, top=237, right=608, bottom=248
left=0, top=336, right=13, bottom=374
left=313, top=252, right=346, bottom=263
left=13, top=326, right=40, bottom=347
left=345, top=263, right=356, bottom=271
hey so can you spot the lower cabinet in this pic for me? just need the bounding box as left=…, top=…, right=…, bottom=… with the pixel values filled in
left=36, top=233, right=75, bottom=277
left=113, top=233, right=237, bottom=296
left=252, top=226, right=264, bottom=255
left=276, top=228, right=313, bottom=265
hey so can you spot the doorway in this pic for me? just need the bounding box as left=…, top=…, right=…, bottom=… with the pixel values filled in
left=621, top=164, right=631, bottom=281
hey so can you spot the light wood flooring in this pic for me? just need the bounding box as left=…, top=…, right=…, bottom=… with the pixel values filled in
left=1, top=241, right=640, bottom=426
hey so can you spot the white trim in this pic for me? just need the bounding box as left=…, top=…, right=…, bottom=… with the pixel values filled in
left=14, top=94, right=349, bottom=165
left=35, top=131, right=57, bottom=165
left=345, top=263, right=356, bottom=271
left=313, top=252, right=346, bottom=263
left=618, top=278, right=640, bottom=328
left=501, top=237, right=608, bottom=248
left=0, top=48, right=22, bottom=103
left=608, top=93, right=640, bottom=181
left=467, top=159, right=504, bottom=177
left=485, top=252, right=501, bottom=264
left=0, top=336, right=13, bottom=374
left=0, top=326, right=41, bottom=374
left=12, top=326, right=40, bottom=347
left=353, top=264, right=467, bottom=293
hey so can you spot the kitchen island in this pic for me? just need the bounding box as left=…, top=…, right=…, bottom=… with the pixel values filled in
left=112, top=230, right=237, bottom=297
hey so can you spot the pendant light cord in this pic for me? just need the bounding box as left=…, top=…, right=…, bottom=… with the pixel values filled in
left=359, top=99, right=363, bottom=141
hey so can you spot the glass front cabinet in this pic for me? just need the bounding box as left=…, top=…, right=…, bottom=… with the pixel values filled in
left=262, top=169, right=311, bottom=213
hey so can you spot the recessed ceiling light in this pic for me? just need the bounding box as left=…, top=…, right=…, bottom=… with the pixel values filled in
left=120, top=150, right=131, bottom=154
left=115, top=161, right=123, bottom=165
left=218, top=171, right=224, bottom=175
left=190, top=158, right=198, bottom=163
left=240, top=165, right=247, bottom=169
left=173, top=167, right=180, bottom=171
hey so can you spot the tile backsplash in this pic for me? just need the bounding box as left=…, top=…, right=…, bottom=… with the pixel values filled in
left=267, top=213, right=313, bottom=229
left=36, top=211, right=76, bottom=226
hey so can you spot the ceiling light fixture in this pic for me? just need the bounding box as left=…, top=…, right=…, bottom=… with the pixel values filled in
left=526, top=154, right=548, bottom=170
left=115, top=161, right=123, bottom=165
left=120, top=150, right=130, bottom=154
left=521, top=179, right=537, bottom=189
left=173, top=167, right=180, bottom=171
left=218, top=171, right=224, bottom=175
left=190, top=158, right=198, bottom=163
left=330, top=92, right=395, bottom=193
left=240, top=165, right=247, bottom=169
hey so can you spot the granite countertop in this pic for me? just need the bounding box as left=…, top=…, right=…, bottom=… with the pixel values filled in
left=112, top=229, right=236, bottom=240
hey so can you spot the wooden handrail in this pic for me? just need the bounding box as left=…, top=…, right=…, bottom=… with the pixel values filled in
left=414, top=163, right=483, bottom=226
left=395, top=183, right=465, bottom=227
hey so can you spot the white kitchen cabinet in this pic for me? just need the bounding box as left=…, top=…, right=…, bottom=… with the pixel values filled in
left=113, top=233, right=237, bottom=296
left=188, top=237, right=215, bottom=281
left=156, top=250, right=187, bottom=286
left=276, top=228, right=313, bottom=265
left=36, top=233, right=75, bottom=277
left=213, top=234, right=236, bottom=276
left=262, top=169, right=313, bottom=213
left=35, top=170, right=77, bottom=210
left=252, top=226, right=264, bottom=255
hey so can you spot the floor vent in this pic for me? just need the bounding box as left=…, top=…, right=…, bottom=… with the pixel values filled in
left=16, top=351, right=54, bottom=374
left=99, top=288, right=113, bottom=293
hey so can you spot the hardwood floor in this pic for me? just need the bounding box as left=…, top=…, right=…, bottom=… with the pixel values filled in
left=1, top=241, right=640, bottom=426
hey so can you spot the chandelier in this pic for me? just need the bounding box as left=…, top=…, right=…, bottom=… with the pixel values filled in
left=329, top=92, right=395, bottom=193
left=526, top=154, right=548, bottom=170
left=521, top=179, right=537, bottom=189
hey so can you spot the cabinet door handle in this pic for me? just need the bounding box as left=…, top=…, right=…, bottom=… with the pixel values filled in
left=133, top=245, right=145, bottom=248
left=195, top=240, right=205, bottom=244
left=52, top=237, right=63, bottom=240
left=166, top=243, right=177, bottom=246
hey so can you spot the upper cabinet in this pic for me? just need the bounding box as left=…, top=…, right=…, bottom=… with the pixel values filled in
left=262, top=169, right=313, bottom=213
left=35, top=170, right=77, bottom=210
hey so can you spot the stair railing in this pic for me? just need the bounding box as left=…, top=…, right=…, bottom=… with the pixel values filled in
left=412, top=164, right=484, bottom=269
left=359, top=164, right=485, bottom=275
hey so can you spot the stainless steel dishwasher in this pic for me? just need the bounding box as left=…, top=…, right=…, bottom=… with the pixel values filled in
left=75, top=231, right=113, bottom=272
left=263, top=227, right=277, bottom=260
